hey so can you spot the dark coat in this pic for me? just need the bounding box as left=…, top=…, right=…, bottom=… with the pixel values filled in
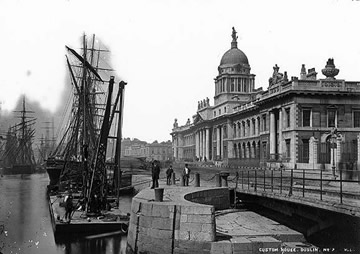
left=152, top=164, right=160, bottom=179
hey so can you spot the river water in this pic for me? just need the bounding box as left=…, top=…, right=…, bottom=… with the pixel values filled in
left=0, top=173, right=130, bottom=254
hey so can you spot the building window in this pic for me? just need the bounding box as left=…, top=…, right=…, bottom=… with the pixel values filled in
left=262, top=142, right=267, bottom=160
left=231, top=78, right=234, bottom=91
left=214, top=111, right=216, bottom=117
left=302, top=109, right=311, bottom=127
left=300, top=139, right=309, bottom=163
left=219, top=109, right=221, bottom=115
left=262, top=114, right=267, bottom=132
left=327, top=109, right=336, bottom=127
left=224, top=107, right=226, bottom=113
left=285, top=139, right=291, bottom=160
left=285, top=108, right=290, bottom=128
left=252, top=119, right=256, bottom=135
left=354, top=111, right=360, bottom=127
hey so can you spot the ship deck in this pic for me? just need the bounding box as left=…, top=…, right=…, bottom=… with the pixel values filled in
left=48, top=193, right=129, bottom=237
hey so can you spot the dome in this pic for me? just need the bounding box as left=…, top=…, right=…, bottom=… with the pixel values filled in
left=220, top=47, right=249, bottom=66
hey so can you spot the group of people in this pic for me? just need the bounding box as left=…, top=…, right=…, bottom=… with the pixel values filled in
left=151, top=162, right=191, bottom=188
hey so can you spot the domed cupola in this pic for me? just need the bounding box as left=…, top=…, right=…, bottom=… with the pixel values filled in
left=214, top=27, right=255, bottom=107
left=218, top=27, right=250, bottom=74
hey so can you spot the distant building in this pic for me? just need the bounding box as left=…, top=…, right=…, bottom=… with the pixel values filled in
left=119, top=138, right=172, bottom=162
left=171, top=27, right=360, bottom=173
left=147, top=141, right=173, bottom=162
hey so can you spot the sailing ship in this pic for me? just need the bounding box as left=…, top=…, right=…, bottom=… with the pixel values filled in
left=47, top=34, right=131, bottom=237
left=36, top=120, right=56, bottom=173
left=0, top=97, right=36, bottom=175
left=46, top=33, right=131, bottom=193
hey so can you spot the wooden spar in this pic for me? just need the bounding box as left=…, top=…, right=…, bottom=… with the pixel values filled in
left=116, top=80, right=127, bottom=207
left=65, top=45, right=103, bottom=82
left=66, top=55, right=81, bottom=95
left=86, top=76, right=115, bottom=211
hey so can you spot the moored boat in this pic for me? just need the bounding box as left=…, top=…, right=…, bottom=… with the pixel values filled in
left=0, top=97, right=36, bottom=175
left=47, top=34, right=131, bottom=238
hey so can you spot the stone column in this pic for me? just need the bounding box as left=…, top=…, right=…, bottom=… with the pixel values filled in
left=278, top=109, right=283, bottom=160
left=199, top=130, right=203, bottom=160
left=205, top=128, right=210, bottom=161
left=309, top=136, right=318, bottom=167
left=217, top=126, right=221, bottom=159
left=195, top=131, right=199, bottom=159
left=270, top=111, right=276, bottom=157
left=173, top=136, right=178, bottom=160
left=255, top=118, right=259, bottom=136
left=357, top=134, right=360, bottom=176
left=202, top=130, right=206, bottom=161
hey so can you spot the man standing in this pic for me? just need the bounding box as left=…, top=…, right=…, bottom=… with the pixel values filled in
left=151, top=160, right=160, bottom=189
left=166, top=165, right=174, bottom=185
left=65, top=194, right=74, bottom=223
left=183, top=164, right=190, bottom=186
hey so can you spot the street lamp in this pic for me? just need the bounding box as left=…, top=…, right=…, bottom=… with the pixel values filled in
left=329, top=128, right=339, bottom=177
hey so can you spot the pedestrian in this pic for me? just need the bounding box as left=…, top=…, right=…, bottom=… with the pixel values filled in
left=166, top=165, right=174, bottom=185
left=183, top=164, right=191, bottom=186
left=151, top=160, right=160, bottom=189
left=65, top=193, right=74, bottom=223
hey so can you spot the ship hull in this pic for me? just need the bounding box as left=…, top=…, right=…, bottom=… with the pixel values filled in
left=46, top=158, right=134, bottom=194
left=47, top=192, right=129, bottom=243
left=1, top=164, right=35, bottom=175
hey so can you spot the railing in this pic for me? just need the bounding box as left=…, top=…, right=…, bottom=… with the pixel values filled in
left=235, top=168, right=360, bottom=205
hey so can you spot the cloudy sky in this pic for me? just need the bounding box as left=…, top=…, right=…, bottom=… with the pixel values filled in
left=1, top=0, right=360, bottom=143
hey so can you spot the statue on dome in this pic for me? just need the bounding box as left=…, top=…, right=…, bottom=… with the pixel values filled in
left=173, top=118, right=178, bottom=128
left=206, top=97, right=209, bottom=106
left=198, top=101, right=200, bottom=109
left=203, top=99, right=206, bottom=107
left=231, top=27, right=238, bottom=42
left=186, top=118, right=191, bottom=125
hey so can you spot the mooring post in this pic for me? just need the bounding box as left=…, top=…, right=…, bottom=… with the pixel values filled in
left=195, top=173, right=200, bottom=187
left=215, top=173, right=221, bottom=187
left=171, top=172, right=176, bottom=185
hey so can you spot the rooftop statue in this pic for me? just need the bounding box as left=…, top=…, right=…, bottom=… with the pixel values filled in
left=173, top=118, right=178, bottom=128
left=231, top=27, right=238, bottom=42
left=269, top=64, right=284, bottom=87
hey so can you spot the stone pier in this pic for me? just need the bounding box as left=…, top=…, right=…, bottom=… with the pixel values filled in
left=127, top=186, right=229, bottom=254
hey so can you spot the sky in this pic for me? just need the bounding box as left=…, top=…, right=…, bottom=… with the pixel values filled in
left=1, top=0, right=360, bottom=143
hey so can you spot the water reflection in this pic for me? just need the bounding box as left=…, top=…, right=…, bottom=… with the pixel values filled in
left=56, top=234, right=126, bottom=254
left=0, top=173, right=129, bottom=254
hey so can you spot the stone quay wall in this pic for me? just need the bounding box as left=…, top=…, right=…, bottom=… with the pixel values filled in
left=126, top=187, right=230, bottom=254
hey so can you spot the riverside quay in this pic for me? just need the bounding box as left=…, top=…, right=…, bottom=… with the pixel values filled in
left=171, top=27, right=360, bottom=175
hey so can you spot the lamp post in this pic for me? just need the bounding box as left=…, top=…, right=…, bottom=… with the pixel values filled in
left=330, top=128, right=339, bottom=177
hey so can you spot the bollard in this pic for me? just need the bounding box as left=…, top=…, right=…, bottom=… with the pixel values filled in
left=215, top=173, right=221, bottom=187
left=220, top=171, right=230, bottom=187
left=180, top=175, right=185, bottom=186
left=154, top=188, right=164, bottom=202
left=171, top=172, right=176, bottom=185
left=195, top=173, right=200, bottom=187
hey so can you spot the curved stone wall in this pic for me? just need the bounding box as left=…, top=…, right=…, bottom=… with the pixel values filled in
left=126, top=187, right=230, bottom=254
